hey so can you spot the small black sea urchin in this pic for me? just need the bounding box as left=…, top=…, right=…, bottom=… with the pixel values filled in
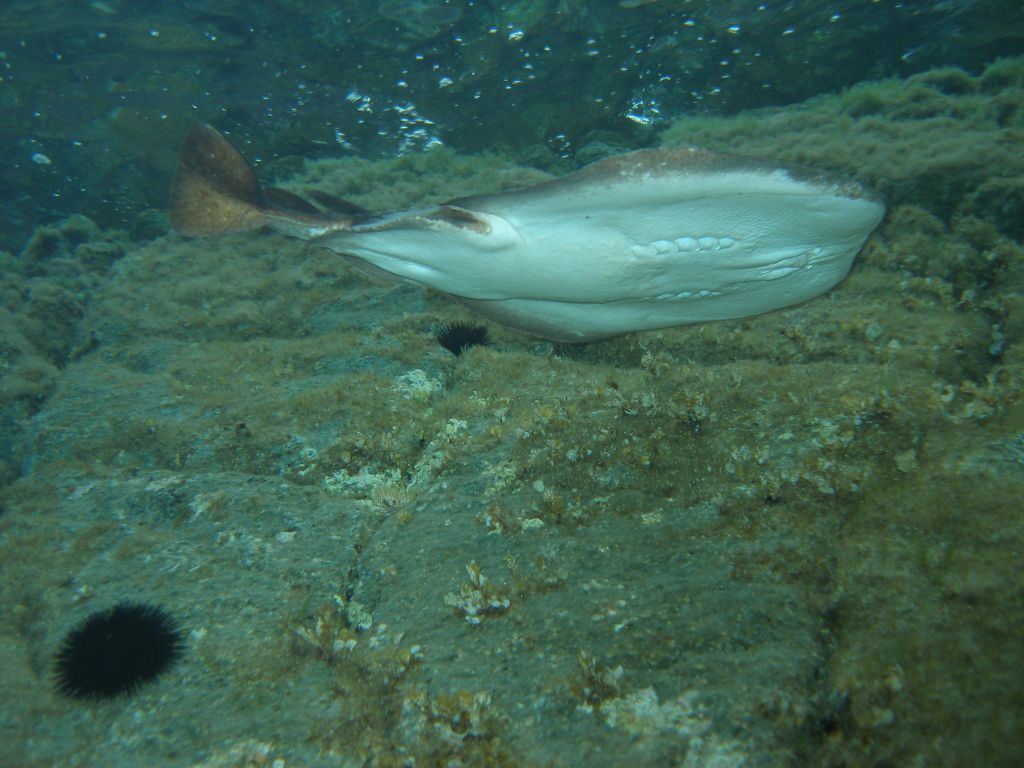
left=436, top=321, right=489, bottom=356
left=54, top=602, right=185, bottom=699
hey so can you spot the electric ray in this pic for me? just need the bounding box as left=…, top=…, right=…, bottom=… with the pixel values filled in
left=169, top=124, right=885, bottom=342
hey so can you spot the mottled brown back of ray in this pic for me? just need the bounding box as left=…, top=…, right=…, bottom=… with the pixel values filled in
left=169, top=123, right=269, bottom=236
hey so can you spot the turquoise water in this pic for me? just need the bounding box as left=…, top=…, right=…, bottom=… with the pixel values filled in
left=1, top=2, right=1023, bottom=766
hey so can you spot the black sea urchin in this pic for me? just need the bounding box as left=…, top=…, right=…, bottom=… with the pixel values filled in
left=54, top=602, right=185, bottom=699
left=436, top=322, right=489, bottom=356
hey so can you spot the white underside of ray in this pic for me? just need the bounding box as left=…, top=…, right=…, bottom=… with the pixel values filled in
left=312, top=166, right=884, bottom=341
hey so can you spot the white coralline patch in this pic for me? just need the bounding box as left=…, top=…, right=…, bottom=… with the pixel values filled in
left=323, top=466, right=402, bottom=496
left=393, top=368, right=443, bottom=400
left=444, top=561, right=511, bottom=624
left=602, top=688, right=747, bottom=765
left=602, top=688, right=710, bottom=737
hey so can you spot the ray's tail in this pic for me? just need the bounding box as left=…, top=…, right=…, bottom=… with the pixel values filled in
left=169, top=124, right=365, bottom=239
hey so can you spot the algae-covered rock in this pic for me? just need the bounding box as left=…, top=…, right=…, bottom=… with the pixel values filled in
left=1, top=58, right=1023, bottom=768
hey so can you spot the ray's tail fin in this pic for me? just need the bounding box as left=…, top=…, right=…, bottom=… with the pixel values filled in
left=169, top=123, right=271, bottom=236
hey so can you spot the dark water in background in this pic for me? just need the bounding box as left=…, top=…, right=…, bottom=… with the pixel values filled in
left=0, top=0, right=1021, bottom=252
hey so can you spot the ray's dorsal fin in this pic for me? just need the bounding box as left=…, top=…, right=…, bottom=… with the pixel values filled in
left=169, top=123, right=271, bottom=236
left=169, top=124, right=360, bottom=239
